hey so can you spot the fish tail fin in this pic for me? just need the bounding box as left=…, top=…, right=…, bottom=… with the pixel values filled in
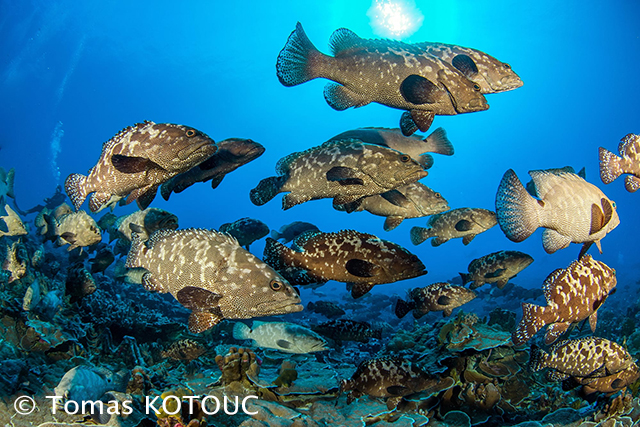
left=124, top=232, right=147, bottom=269
left=5, top=168, right=15, bottom=198
left=410, top=226, right=431, bottom=245
left=395, top=298, right=415, bottom=319
left=528, top=344, right=549, bottom=372
left=512, top=302, right=548, bottom=345
left=459, top=272, right=471, bottom=285
left=276, top=22, right=324, bottom=86
left=424, top=127, right=454, bottom=156
left=599, top=147, right=623, bottom=184
left=232, top=322, right=251, bottom=340
left=250, top=176, right=286, bottom=206
left=495, top=169, right=541, bottom=242
left=263, top=237, right=291, bottom=270
left=64, top=173, right=88, bottom=211
left=417, top=154, right=434, bottom=170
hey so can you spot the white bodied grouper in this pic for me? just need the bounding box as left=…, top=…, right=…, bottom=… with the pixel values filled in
left=600, top=133, right=640, bottom=192
left=233, top=321, right=328, bottom=354
left=495, top=169, right=619, bottom=257
left=65, top=121, right=217, bottom=213
left=125, top=228, right=303, bottom=333
left=276, top=22, right=488, bottom=135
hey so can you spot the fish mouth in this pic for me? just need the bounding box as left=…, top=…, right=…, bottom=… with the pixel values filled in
left=497, top=75, right=524, bottom=90
left=395, top=169, right=428, bottom=184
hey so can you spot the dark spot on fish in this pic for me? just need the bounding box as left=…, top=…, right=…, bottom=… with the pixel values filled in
left=277, top=339, right=292, bottom=349
left=345, top=259, right=378, bottom=277
left=400, top=75, right=439, bottom=105
left=451, top=54, right=479, bottom=78
left=455, top=219, right=473, bottom=232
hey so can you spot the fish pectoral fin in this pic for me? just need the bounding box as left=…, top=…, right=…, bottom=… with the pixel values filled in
left=380, top=189, right=411, bottom=208
left=141, top=272, right=165, bottom=292
left=544, top=322, right=571, bottom=345
left=601, top=198, right=613, bottom=226
left=209, top=174, right=225, bottom=189
left=437, top=295, right=452, bottom=305
left=345, top=259, right=379, bottom=277
left=451, top=54, right=479, bottom=78
left=324, top=83, right=370, bottom=110
left=400, top=75, right=440, bottom=105
left=176, top=286, right=222, bottom=309
left=326, top=166, right=364, bottom=185
left=386, top=386, right=410, bottom=396
left=136, top=185, right=159, bottom=210
left=496, top=278, right=509, bottom=289
left=611, top=378, right=625, bottom=389
left=484, top=268, right=506, bottom=279
left=461, top=234, right=476, bottom=245
left=542, top=229, right=572, bottom=254
left=60, top=232, right=77, bottom=244
left=588, top=311, right=598, bottom=332
left=188, top=308, right=223, bottom=334
left=443, top=308, right=453, bottom=317
left=383, top=216, right=404, bottom=232
left=276, top=339, right=292, bottom=349
left=589, top=203, right=606, bottom=235
left=350, top=282, right=375, bottom=299
left=432, top=236, right=448, bottom=247
left=578, top=241, right=594, bottom=259
left=411, top=110, right=435, bottom=133
left=546, top=370, right=570, bottom=382
left=625, top=175, right=640, bottom=192
left=455, top=219, right=473, bottom=232
left=129, top=223, right=144, bottom=235
left=111, top=154, right=157, bottom=174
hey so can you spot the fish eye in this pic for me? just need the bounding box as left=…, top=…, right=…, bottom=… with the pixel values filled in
left=270, top=280, right=283, bottom=291
left=435, top=192, right=441, bottom=198
left=612, top=201, right=617, bottom=208
left=473, top=83, right=481, bottom=91
left=186, top=129, right=196, bottom=137
left=400, top=154, right=410, bottom=163
left=503, top=63, right=511, bottom=70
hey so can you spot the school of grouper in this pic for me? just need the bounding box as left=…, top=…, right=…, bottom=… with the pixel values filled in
left=3, top=21, right=640, bottom=426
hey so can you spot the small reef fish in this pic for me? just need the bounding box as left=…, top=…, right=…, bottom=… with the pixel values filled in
left=125, top=228, right=302, bottom=333
left=334, top=182, right=449, bottom=231
left=233, top=321, right=328, bottom=354
left=0, top=205, right=27, bottom=237
left=160, top=339, right=207, bottom=361
left=512, top=255, right=617, bottom=346
left=459, top=250, right=533, bottom=289
left=276, top=23, right=488, bottom=135
left=395, top=282, right=476, bottom=318
left=312, top=319, right=381, bottom=343
left=37, top=203, right=101, bottom=251
left=65, top=121, right=217, bottom=212
left=569, top=362, right=640, bottom=395
left=2, top=241, right=27, bottom=283
left=525, top=166, right=585, bottom=197
left=219, top=217, right=270, bottom=250
left=264, top=229, right=427, bottom=298
left=250, top=139, right=427, bottom=211
left=599, top=133, right=640, bottom=193
left=271, top=221, right=320, bottom=243
left=410, top=207, right=496, bottom=246
left=529, top=337, right=635, bottom=380
left=306, top=301, right=345, bottom=318
left=340, top=357, right=437, bottom=404
left=161, top=137, right=265, bottom=200
left=327, top=127, right=454, bottom=170
left=414, top=42, right=523, bottom=94
left=496, top=169, right=619, bottom=257
left=66, top=263, right=97, bottom=303
left=0, top=167, right=15, bottom=204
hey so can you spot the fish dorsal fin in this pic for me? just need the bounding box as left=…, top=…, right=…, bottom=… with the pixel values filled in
left=542, top=267, right=566, bottom=303
left=329, top=28, right=365, bottom=55
left=589, top=203, right=606, bottom=235
left=619, top=133, right=640, bottom=156
left=528, top=170, right=585, bottom=199
left=176, top=286, right=222, bottom=309
left=146, top=228, right=177, bottom=249
left=275, top=149, right=309, bottom=176
left=292, top=230, right=323, bottom=251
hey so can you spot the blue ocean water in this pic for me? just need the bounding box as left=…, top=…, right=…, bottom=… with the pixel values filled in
left=1, top=0, right=640, bottom=425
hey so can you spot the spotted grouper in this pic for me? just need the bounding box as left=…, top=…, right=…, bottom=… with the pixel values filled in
left=65, top=121, right=217, bottom=213
left=250, top=139, right=427, bottom=211
left=495, top=169, right=619, bottom=257
left=125, top=228, right=303, bottom=333
left=276, top=23, right=488, bottom=135
left=599, top=133, right=640, bottom=193
left=395, top=282, right=476, bottom=318
left=512, top=255, right=617, bottom=345
left=263, top=229, right=426, bottom=298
